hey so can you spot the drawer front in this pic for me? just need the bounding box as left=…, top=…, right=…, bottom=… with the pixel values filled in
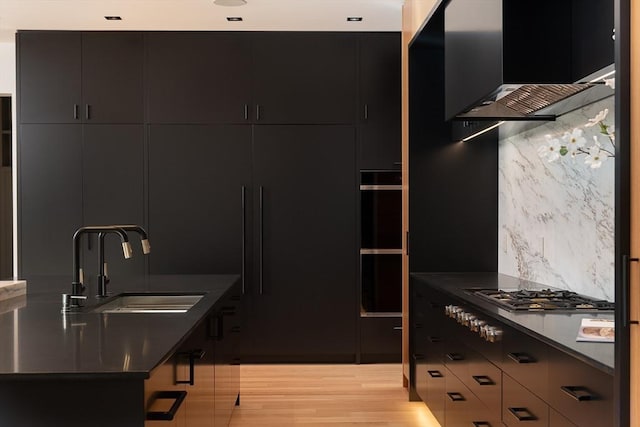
left=502, top=325, right=549, bottom=401
left=426, top=361, right=446, bottom=426
left=414, top=353, right=428, bottom=402
left=465, top=349, right=502, bottom=416
left=547, top=348, right=614, bottom=427
left=360, top=315, right=402, bottom=361
left=549, top=407, right=577, bottom=427
left=443, top=338, right=469, bottom=381
left=503, top=374, right=549, bottom=427
left=445, top=369, right=501, bottom=427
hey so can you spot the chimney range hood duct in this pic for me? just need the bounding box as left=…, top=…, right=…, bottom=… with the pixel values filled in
left=444, top=0, right=614, bottom=122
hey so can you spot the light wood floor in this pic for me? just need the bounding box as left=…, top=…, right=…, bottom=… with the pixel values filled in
left=229, top=364, right=441, bottom=426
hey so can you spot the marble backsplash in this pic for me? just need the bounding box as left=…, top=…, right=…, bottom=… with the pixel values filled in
left=498, top=96, right=615, bottom=301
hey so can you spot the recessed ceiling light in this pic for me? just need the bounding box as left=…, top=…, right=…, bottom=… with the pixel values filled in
left=227, top=17, right=243, bottom=22
left=347, top=17, right=363, bottom=22
left=104, top=16, right=122, bottom=21
left=214, top=0, right=247, bottom=6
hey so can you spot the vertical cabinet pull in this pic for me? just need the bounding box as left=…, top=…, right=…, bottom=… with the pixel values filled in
left=73, top=104, right=79, bottom=120
left=363, top=103, right=368, bottom=120
left=507, top=407, right=537, bottom=421
left=560, top=386, right=595, bottom=401
left=146, top=391, right=188, bottom=421
left=623, top=255, right=639, bottom=326
left=85, top=104, right=91, bottom=120
left=241, top=186, right=246, bottom=294
left=256, top=104, right=261, bottom=121
left=176, top=349, right=206, bottom=386
left=259, top=186, right=264, bottom=295
left=243, top=104, right=249, bottom=120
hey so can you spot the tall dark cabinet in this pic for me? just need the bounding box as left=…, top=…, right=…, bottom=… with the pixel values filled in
left=244, top=125, right=357, bottom=360
left=17, top=30, right=400, bottom=362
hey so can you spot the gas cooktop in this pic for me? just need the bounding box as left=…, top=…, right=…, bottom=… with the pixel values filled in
left=469, top=288, right=615, bottom=312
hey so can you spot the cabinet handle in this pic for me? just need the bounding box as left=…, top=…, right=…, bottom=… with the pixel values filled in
left=507, top=407, right=537, bottom=421
left=73, top=104, right=79, bottom=120
left=413, top=353, right=424, bottom=360
left=364, top=103, right=368, bottom=120
left=446, top=352, right=464, bottom=361
left=427, top=370, right=443, bottom=378
left=244, top=104, right=249, bottom=121
left=428, top=336, right=441, bottom=343
left=146, top=391, right=187, bottom=421
left=85, top=104, right=91, bottom=120
left=560, top=385, right=596, bottom=401
left=176, top=349, right=206, bottom=386
left=446, top=392, right=465, bottom=402
left=623, top=255, right=639, bottom=326
left=259, top=186, right=264, bottom=295
left=472, top=375, right=494, bottom=386
left=472, top=423, right=492, bottom=427
left=241, top=186, right=246, bottom=295
left=507, top=352, right=536, bottom=364
left=256, top=104, right=261, bottom=121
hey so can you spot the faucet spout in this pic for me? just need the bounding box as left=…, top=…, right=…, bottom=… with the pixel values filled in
left=72, top=226, right=130, bottom=296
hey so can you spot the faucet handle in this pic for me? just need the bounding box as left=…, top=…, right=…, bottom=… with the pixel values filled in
left=61, top=294, right=88, bottom=313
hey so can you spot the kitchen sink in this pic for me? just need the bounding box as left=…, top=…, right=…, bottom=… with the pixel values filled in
left=93, top=293, right=205, bottom=314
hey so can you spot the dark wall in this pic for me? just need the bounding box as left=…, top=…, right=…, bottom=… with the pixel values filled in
left=408, top=5, right=498, bottom=273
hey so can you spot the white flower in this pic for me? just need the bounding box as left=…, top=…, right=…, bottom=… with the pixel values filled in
left=562, top=128, right=586, bottom=156
left=585, top=109, right=609, bottom=127
left=584, top=140, right=608, bottom=169
left=604, top=78, right=615, bottom=90
left=538, top=136, right=562, bottom=162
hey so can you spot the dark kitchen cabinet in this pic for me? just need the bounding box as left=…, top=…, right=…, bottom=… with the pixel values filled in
left=571, top=0, right=615, bottom=81
left=18, top=124, right=82, bottom=276
left=501, top=324, right=549, bottom=402
left=502, top=374, right=549, bottom=427
left=241, top=125, right=357, bottom=360
left=252, top=33, right=357, bottom=124
left=145, top=33, right=253, bottom=124
left=82, top=125, right=145, bottom=281
left=18, top=32, right=81, bottom=123
left=445, top=369, right=501, bottom=427
left=18, top=31, right=143, bottom=124
left=358, top=33, right=401, bottom=170
left=148, top=125, right=252, bottom=275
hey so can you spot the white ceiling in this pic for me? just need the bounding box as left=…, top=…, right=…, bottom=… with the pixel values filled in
left=0, top=0, right=404, bottom=42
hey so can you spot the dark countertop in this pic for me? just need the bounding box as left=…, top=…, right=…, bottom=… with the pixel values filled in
left=411, top=272, right=614, bottom=374
left=0, top=274, right=240, bottom=380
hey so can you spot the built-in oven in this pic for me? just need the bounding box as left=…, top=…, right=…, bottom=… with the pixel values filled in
left=360, top=171, right=402, bottom=314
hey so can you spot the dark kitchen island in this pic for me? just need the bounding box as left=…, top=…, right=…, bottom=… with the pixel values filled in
left=0, top=274, right=241, bottom=427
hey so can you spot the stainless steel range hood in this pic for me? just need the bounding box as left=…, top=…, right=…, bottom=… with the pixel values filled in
left=444, top=0, right=614, bottom=122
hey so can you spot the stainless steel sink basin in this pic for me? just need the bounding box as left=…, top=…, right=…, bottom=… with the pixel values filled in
left=93, top=293, right=205, bottom=314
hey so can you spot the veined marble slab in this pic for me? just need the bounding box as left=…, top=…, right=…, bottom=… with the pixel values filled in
left=0, top=280, right=27, bottom=302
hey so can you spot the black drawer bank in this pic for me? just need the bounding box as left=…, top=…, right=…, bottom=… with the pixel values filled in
left=410, top=272, right=614, bottom=427
left=0, top=274, right=241, bottom=427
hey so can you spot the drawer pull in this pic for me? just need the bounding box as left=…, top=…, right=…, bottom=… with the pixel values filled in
left=428, top=370, right=443, bottom=378
left=428, top=336, right=441, bottom=343
left=508, top=407, right=537, bottom=421
left=507, top=352, right=536, bottom=364
left=177, top=349, right=206, bottom=386
left=472, top=422, right=492, bottom=427
left=146, top=390, right=187, bottom=421
left=413, top=353, right=425, bottom=360
left=561, top=385, right=596, bottom=401
left=446, top=353, right=464, bottom=361
left=446, top=392, right=465, bottom=401
left=472, top=375, right=495, bottom=386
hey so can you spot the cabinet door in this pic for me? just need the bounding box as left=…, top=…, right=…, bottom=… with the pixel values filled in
left=82, top=32, right=144, bottom=123
left=245, top=125, right=357, bottom=359
left=82, top=125, right=145, bottom=282
left=146, top=33, right=253, bottom=124
left=148, top=125, right=252, bottom=274
left=252, top=33, right=357, bottom=124
left=19, top=124, right=82, bottom=276
left=18, top=32, right=81, bottom=124
left=358, top=33, right=401, bottom=170
left=571, top=0, right=614, bottom=81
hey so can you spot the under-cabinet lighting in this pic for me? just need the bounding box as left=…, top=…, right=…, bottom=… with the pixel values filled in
left=589, top=69, right=616, bottom=83
left=227, top=16, right=243, bottom=21
left=104, top=16, right=122, bottom=20
left=461, top=121, right=505, bottom=142
left=347, top=17, right=363, bottom=22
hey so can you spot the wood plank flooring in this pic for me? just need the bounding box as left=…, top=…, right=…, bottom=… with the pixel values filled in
left=229, top=364, right=441, bottom=426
